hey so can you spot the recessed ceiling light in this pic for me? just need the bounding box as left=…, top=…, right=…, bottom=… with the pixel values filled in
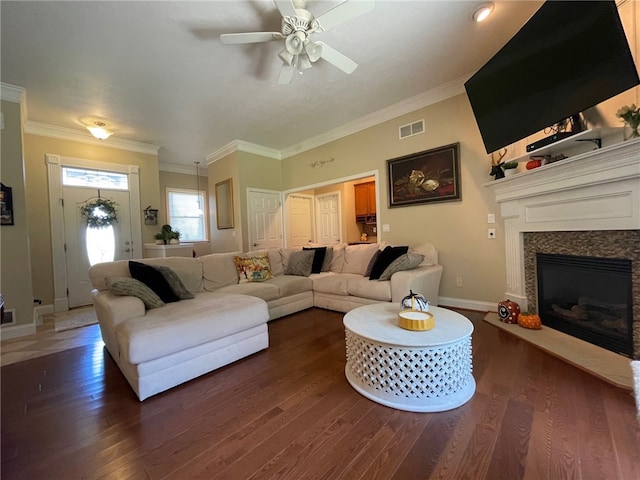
left=473, top=2, right=494, bottom=22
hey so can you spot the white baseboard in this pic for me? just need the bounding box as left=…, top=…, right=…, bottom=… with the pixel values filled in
left=34, top=304, right=54, bottom=326
left=1, top=322, right=36, bottom=340
left=438, top=296, right=498, bottom=312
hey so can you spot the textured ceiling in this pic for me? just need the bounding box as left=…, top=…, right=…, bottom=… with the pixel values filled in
left=1, top=1, right=543, bottom=167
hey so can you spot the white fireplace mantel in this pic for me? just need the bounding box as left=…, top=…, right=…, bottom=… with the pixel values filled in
left=484, top=137, right=640, bottom=309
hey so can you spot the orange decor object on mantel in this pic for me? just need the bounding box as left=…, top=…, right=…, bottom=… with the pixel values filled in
left=497, top=300, right=520, bottom=324
left=526, top=159, right=543, bottom=170
left=518, top=312, right=542, bottom=330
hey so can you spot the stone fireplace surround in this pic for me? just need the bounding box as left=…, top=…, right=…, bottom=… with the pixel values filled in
left=485, top=135, right=640, bottom=359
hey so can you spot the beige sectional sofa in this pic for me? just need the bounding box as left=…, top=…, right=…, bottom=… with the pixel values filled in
left=89, top=242, right=442, bottom=400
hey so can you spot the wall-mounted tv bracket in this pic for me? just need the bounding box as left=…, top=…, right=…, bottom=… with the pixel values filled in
left=577, top=138, right=602, bottom=149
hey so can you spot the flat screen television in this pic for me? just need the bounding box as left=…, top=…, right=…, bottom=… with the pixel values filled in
left=465, top=0, right=640, bottom=154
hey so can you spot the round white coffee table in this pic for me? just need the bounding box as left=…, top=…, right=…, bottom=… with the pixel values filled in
left=343, top=303, right=475, bottom=412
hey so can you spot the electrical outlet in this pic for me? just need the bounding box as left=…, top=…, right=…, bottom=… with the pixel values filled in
left=455, top=276, right=463, bottom=287
left=488, top=213, right=495, bottom=224
left=382, top=224, right=390, bottom=232
left=488, top=228, right=496, bottom=239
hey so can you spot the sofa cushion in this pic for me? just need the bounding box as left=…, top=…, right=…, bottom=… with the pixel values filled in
left=341, top=243, right=379, bottom=275
left=312, top=273, right=362, bottom=296
left=141, top=257, right=204, bottom=292
left=199, top=252, right=240, bottom=291
left=267, top=275, right=313, bottom=297
left=234, top=252, right=273, bottom=283
left=409, top=243, right=438, bottom=266
left=216, top=282, right=280, bottom=302
left=347, top=276, right=392, bottom=301
left=378, top=253, right=425, bottom=281
left=129, top=261, right=179, bottom=303
left=89, top=260, right=131, bottom=291
left=116, top=292, right=268, bottom=364
left=285, top=250, right=315, bottom=276
left=321, top=247, right=333, bottom=272
left=107, top=277, right=165, bottom=309
left=303, top=246, right=327, bottom=274
left=330, top=244, right=346, bottom=272
left=153, top=265, right=194, bottom=300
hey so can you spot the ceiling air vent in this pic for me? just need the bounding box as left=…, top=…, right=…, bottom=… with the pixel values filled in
left=399, top=120, right=424, bottom=139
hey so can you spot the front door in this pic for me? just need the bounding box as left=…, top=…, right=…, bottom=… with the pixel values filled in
left=247, top=189, right=283, bottom=251
left=63, top=187, right=133, bottom=307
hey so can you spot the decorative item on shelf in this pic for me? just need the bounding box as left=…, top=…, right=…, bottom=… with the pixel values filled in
left=616, top=104, right=640, bottom=140
left=143, top=206, right=158, bottom=225
left=518, top=311, right=542, bottom=330
left=154, top=224, right=180, bottom=245
left=489, top=147, right=508, bottom=180
left=360, top=233, right=368, bottom=242
left=401, top=290, right=430, bottom=312
left=497, top=299, right=520, bottom=324
left=80, top=196, right=118, bottom=228
left=526, top=157, right=544, bottom=170
left=502, top=161, right=518, bottom=177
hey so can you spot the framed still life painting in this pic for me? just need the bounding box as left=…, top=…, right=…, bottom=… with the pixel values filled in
left=0, top=183, right=14, bottom=226
left=387, top=143, right=461, bottom=207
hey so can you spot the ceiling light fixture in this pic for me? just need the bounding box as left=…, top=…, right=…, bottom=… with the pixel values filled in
left=87, top=121, right=112, bottom=140
left=473, top=2, right=494, bottom=22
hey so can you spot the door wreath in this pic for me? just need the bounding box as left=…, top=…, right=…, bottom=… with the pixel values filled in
left=80, top=197, right=119, bottom=228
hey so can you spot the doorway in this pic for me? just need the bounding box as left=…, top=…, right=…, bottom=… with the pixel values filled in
left=46, top=154, right=142, bottom=312
left=247, top=188, right=283, bottom=251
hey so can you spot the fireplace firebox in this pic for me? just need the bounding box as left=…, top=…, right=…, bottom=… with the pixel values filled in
left=536, top=253, right=633, bottom=357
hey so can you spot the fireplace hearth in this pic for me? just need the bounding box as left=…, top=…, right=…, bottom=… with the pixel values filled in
left=536, top=253, right=633, bottom=357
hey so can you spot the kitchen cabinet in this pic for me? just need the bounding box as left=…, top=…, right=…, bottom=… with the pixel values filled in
left=354, top=181, right=376, bottom=223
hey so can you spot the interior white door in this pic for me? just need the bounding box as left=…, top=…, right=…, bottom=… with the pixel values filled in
left=287, top=194, right=314, bottom=247
left=316, top=192, right=342, bottom=245
left=248, top=189, right=283, bottom=251
left=63, top=187, right=132, bottom=307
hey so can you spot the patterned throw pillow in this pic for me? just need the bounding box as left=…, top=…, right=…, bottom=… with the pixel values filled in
left=153, top=265, right=194, bottom=300
left=378, top=253, right=425, bottom=281
left=233, top=253, right=273, bottom=283
left=285, top=250, right=315, bottom=276
left=107, top=277, right=165, bottom=309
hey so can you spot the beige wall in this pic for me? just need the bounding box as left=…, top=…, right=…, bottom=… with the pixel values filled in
left=281, top=94, right=506, bottom=305
left=1, top=100, right=35, bottom=328
left=158, top=170, right=211, bottom=257
left=23, top=134, right=159, bottom=305
left=208, top=151, right=241, bottom=253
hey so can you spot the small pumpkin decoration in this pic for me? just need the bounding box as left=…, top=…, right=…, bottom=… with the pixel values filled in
left=498, top=300, right=520, bottom=324
left=518, top=311, right=542, bottom=330
left=526, top=159, right=542, bottom=170
left=401, top=290, right=430, bottom=312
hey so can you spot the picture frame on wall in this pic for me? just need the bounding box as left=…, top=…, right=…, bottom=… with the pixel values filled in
left=387, top=143, right=461, bottom=207
left=0, top=183, right=14, bottom=226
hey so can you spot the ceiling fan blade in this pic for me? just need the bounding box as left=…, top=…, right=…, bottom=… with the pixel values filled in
left=315, top=0, right=375, bottom=31
left=317, top=42, right=358, bottom=74
left=278, top=65, right=295, bottom=85
left=273, top=0, right=297, bottom=18
left=220, top=32, right=281, bottom=44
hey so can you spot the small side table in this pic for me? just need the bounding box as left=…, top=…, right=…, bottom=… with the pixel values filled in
left=343, top=303, right=475, bottom=412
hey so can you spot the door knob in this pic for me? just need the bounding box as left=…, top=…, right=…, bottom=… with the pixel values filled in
left=124, top=248, right=131, bottom=253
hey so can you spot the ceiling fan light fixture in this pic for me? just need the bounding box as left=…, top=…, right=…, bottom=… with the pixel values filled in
left=278, top=48, right=294, bottom=66
left=472, top=2, right=494, bottom=22
left=87, top=121, right=112, bottom=140
left=285, top=30, right=306, bottom=55
left=298, top=54, right=312, bottom=71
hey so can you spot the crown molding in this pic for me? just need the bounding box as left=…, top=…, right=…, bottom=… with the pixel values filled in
left=280, top=74, right=469, bottom=158
left=159, top=161, right=208, bottom=176
left=206, top=139, right=281, bottom=164
left=0, top=83, right=26, bottom=103
left=24, top=121, right=160, bottom=155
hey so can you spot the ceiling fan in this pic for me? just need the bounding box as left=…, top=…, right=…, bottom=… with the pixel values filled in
left=220, top=0, right=374, bottom=84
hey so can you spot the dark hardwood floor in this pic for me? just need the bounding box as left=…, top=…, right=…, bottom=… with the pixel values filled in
left=2, top=307, right=639, bottom=479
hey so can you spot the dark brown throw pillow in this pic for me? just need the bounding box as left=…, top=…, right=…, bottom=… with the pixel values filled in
left=369, top=246, right=409, bottom=280
left=129, top=261, right=180, bottom=303
left=303, top=246, right=327, bottom=274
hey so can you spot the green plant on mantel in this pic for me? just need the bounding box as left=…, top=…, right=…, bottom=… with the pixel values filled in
left=154, top=224, right=180, bottom=244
